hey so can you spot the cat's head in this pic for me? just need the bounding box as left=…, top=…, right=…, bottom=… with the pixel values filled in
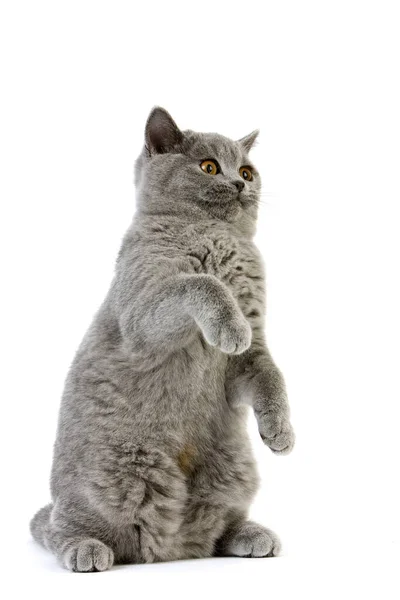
left=135, top=107, right=261, bottom=234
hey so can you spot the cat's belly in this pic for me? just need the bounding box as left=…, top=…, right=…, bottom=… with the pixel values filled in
left=108, top=430, right=259, bottom=563
left=86, top=401, right=258, bottom=563
left=132, top=362, right=259, bottom=562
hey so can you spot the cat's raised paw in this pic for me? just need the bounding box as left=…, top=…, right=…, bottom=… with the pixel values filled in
left=201, top=312, right=252, bottom=355
left=64, top=539, right=114, bottom=572
left=258, top=412, right=295, bottom=455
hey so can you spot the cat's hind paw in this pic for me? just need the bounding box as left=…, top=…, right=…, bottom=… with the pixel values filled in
left=221, top=521, right=281, bottom=558
left=64, top=539, right=114, bottom=572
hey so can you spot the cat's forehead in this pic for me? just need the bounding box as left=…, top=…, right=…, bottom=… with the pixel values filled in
left=183, top=131, right=245, bottom=163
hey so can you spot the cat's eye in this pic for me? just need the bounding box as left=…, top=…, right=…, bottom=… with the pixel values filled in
left=200, top=160, right=219, bottom=175
left=239, top=167, right=253, bottom=181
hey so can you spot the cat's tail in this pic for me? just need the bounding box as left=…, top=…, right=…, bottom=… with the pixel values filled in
left=30, top=503, right=53, bottom=547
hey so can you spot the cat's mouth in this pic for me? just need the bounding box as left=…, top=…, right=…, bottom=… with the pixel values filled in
left=200, top=185, right=242, bottom=204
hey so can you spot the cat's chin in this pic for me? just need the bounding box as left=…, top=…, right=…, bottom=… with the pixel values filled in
left=227, top=201, right=243, bottom=221
left=197, top=190, right=244, bottom=221
left=200, top=200, right=242, bottom=222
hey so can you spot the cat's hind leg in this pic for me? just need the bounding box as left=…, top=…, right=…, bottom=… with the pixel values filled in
left=216, top=517, right=281, bottom=558
left=30, top=502, right=114, bottom=572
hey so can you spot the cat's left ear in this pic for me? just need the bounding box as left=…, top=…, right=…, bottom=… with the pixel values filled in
left=238, top=130, right=259, bottom=152
left=145, top=107, right=183, bottom=155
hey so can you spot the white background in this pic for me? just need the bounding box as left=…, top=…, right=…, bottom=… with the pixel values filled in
left=1, top=1, right=399, bottom=598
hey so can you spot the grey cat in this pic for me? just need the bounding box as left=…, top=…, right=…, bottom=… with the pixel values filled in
left=30, top=108, right=295, bottom=572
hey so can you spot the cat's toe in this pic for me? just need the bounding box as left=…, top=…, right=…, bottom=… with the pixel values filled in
left=64, top=539, right=114, bottom=572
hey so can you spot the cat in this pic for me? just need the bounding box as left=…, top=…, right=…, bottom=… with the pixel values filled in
left=30, top=107, right=295, bottom=572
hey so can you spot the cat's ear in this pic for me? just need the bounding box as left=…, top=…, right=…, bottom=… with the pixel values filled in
left=238, top=129, right=259, bottom=152
left=145, top=107, right=183, bottom=155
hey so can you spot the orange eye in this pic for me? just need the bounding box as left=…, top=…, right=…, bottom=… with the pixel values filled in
left=200, top=160, right=218, bottom=175
left=239, top=167, right=253, bottom=181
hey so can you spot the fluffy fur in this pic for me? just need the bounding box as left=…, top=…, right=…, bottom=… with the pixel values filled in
left=31, top=108, right=295, bottom=571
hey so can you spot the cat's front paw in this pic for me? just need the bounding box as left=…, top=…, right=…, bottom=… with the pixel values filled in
left=257, top=412, right=295, bottom=455
left=201, top=311, right=252, bottom=355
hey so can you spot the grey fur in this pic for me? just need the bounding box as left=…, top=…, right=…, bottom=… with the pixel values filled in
left=31, top=107, right=294, bottom=571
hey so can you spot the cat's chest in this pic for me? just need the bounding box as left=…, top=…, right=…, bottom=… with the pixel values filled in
left=185, top=233, right=265, bottom=317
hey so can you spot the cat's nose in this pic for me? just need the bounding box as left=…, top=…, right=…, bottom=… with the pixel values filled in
left=233, top=180, right=245, bottom=192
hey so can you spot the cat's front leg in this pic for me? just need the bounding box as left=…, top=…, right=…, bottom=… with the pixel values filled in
left=118, top=271, right=251, bottom=355
left=227, top=349, right=295, bottom=454
left=252, top=366, right=295, bottom=455
left=183, top=274, right=252, bottom=355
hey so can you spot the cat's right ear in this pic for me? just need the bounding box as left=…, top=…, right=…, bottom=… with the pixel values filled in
left=145, top=107, right=183, bottom=155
